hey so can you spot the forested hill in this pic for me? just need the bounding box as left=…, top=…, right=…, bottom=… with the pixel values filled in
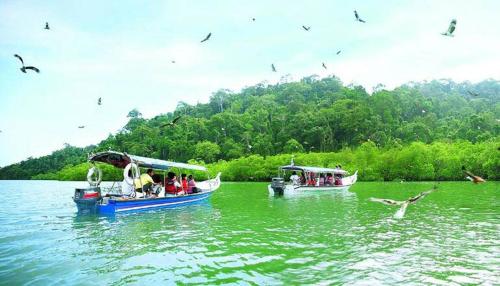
left=1, top=76, right=498, bottom=180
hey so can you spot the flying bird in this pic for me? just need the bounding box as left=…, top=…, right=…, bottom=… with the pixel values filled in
left=21, top=66, right=40, bottom=73
left=200, top=33, right=212, bottom=43
left=370, top=187, right=437, bottom=219
left=271, top=64, right=277, bottom=72
left=160, top=115, right=182, bottom=128
left=462, top=166, right=485, bottom=184
left=171, top=60, right=176, bottom=63
left=322, top=62, right=327, bottom=69
left=252, top=18, right=256, bottom=22
left=336, top=50, right=341, bottom=55
left=98, top=97, right=102, bottom=105
left=441, top=19, right=457, bottom=37
left=354, top=10, right=366, bottom=23
left=467, top=90, right=479, bottom=97
left=78, top=126, right=85, bottom=129
left=14, top=54, right=40, bottom=73
left=302, top=25, right=311, bottom=31
left=44, top=22, right=50, bottom=30
left=14, top=54, right=24, bottom=66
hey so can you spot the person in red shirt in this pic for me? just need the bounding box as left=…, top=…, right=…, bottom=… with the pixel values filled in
left=165, top=172, right=185, bottom=196
left=181, top=174, right=189, bottom=193
left=307, top=172, right=316, bottom=186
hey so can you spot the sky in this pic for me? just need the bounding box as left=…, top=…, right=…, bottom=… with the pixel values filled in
left=0, top=0, right=499, bottom=166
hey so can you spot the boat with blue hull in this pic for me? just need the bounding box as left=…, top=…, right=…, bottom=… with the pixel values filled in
left=73, top=151, right=221, bottom=214
left=97, top=191, right=214, bottom=214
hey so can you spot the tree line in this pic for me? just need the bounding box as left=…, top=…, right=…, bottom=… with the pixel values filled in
left=1, top=76, right=498, bottom=180
left=33, top=141, right=499, bottom=181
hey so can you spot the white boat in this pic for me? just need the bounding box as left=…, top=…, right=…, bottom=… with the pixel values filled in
left=268, top=164, right=357, bottom=196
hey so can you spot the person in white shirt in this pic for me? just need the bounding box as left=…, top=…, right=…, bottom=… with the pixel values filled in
left=290, top=171, right=301, bottom=185
left=121, top=170, right=135, bottom=198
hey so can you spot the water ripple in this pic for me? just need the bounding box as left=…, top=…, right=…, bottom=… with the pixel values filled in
left=0, top=181, right=498, bottom=284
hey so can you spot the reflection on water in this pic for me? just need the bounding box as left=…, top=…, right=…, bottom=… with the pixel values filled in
left=0, top=180, right=498, bottom=285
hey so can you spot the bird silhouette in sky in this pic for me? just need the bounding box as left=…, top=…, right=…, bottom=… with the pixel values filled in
left=271, top=64, right=277, bottom=72
left=322, top=62, right=327, bottom=69
left=336, top=50, right=341, bottom=55
left=44, top=22, right=50, bottom=30
left=441, top=19, right=457, bottom=37
left=14, top=54, right=40, bottom=73
left=98, top=97, right=102, bottom=105
left=200, top=33, right=212, bottom=43
left=354, top=10, right=366, bottom=23
left=78, top=126, right=85, bottom=129
left=302, top=25, right=311, bottom=31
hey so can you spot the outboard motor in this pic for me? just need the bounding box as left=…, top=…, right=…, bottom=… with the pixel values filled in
left=271, top=177, right=285, bottom=196
left=73, top=187, right=102, bottom=214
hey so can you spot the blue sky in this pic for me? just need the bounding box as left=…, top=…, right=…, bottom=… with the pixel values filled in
left=1, top=0, right=499, bottom=166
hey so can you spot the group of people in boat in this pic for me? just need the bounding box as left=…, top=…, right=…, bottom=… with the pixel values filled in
left=289, top=166, right=344, bottom=187
left=122, top=168, right=200, bottom=198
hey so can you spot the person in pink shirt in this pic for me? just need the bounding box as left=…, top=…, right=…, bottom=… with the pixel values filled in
left=187, top=175, right=199, bottom=193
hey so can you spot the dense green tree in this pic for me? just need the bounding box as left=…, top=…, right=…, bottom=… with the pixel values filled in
left=283, top=139, right=305, bottom=153
left=194, top=141, right=221, bottom=163
left=1, top=77, right=498, bottom=180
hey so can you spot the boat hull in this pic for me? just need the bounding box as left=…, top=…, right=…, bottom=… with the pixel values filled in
left=268, top=171, right=357, bottom=196
left=268, top=184, right=352, bottom=196
left=75, top=172, right=221, bottom=215
left=98, top=191, right=213, bottom=214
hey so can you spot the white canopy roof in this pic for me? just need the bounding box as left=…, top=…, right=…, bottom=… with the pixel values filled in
left=280, top=165, right=348, bottom=175
left=89, top=151, right=207, bottom=171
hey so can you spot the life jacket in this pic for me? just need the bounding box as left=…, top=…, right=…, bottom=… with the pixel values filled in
left=182, top=179, right=188, bottom=190
left=334, top=177, right=342, bottom=185
left=165, top=179, right=177, bottom=194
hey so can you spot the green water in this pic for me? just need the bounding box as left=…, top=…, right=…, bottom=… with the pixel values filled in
left=0, top=181, right=498, bottom=285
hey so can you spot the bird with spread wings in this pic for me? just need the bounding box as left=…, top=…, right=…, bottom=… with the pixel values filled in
left=462, top=166, right=485, bottom=184
left=370, top=186, right=437, bottom=219
left=160, top=116, right=182, bottom=128
left=14, top=54, right=40, bottom=74
left=441, top=19, right=457, bottom=37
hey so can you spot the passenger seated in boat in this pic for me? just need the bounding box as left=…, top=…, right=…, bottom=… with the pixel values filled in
left=121, top=170, right=135, bottom=198
left=165, top=172, right=185, bottom=196
left=325, top=173, right=333, bottom=185
left=290, top=171, right=300, bottom=186
left=151, top=174, right=163, bottom=197
left=134, top=168, right=158, bottom=197
left=300, top=173, right=306, bottom=185
left=334, top=174, right=342, bottom=186
left=307, top=173, right=316, bottom=186
left=187, top=175, right=200, bottom=193
left=319, top=174, right=325, bottom=186
left=181, top=174, right=188, bottom=193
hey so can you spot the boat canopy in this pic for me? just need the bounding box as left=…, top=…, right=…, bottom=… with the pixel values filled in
left=88, top=151, right=207, bottom=171
left=280, top=165, right=348, bottom=175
